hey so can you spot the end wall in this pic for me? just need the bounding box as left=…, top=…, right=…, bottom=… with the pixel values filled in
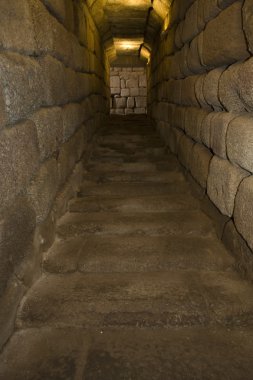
left=110, top=67, right=147, bottom=115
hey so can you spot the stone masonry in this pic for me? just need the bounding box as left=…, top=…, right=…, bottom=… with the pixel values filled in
left=110, top=67, right=147, bottom=115
left=0, top=0, right=110, bottom=349
left=148, top=0, right=253, bottom=280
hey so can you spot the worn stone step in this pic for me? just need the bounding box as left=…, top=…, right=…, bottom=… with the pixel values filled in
left=16, top=271, right=253, bottom=329
left=99, top=140, right=164, bottom=150
left=43, top=235, right=234, bottom=274
left=87, top=161, right=179, bottom=173
left=84, top=170, right=184, bottom=184
left=56, top=211, right=215, bottom=239
left=93, top=146, right=166, bottom=157
left=90, top=154, right=173, bottom=164
left=78, top=181, right=191, bottom=197
left=2, top=327, right=253, bottom=380
left=69, top=194, right=199, bottom=213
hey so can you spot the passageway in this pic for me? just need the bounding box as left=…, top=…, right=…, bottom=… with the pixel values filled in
left=1, top=0, right=253, bottom=378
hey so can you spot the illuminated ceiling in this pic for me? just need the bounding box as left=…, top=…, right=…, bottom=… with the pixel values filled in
left=86, top=0, right=171, bottom=64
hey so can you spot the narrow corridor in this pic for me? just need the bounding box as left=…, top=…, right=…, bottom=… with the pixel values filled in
left=1, top=115, right=253, bottom=379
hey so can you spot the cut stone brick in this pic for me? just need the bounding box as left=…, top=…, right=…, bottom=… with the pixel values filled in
left=189, top=143, right=213, bottom=189
left=207, top=156, right=249, bottom=217
left=227, top=114, right=253, bottom=173
left=0, top=52, right=45, bottom=126
left=28, top=158, right=59, bottom=224
left=234, top=176, right=253, bottom=250
left=30, top=107, right=63, bottom=162
left=202, top=2, right=249, bottom=67
left=210, top=112, right=237, bottom=159
left=127, top=97, right=135, bottom=108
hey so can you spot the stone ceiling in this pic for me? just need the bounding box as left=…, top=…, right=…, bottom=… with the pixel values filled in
left=86, top=0, right=171, bottom=64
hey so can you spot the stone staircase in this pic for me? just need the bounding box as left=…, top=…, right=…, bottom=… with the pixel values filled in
left=1, top=115, right=253, bottom=379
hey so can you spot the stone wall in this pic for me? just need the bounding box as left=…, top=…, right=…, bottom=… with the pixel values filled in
left=0, top=0, right=109, bottom=348
left=148, top=0, right=253, bottom=278
left=110, top=67, right=147, bottom=115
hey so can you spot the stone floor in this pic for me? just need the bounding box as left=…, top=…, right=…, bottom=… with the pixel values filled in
left=1, top=115, right=253, bottom=379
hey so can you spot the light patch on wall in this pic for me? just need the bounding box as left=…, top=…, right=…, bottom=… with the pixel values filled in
left=114, top=38, right=144, bottom=55
left=107, top=0, right=150, bottom=8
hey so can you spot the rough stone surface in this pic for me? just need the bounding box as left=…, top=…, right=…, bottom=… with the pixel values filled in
left=207, top=156, right=249, bottom=217
left=234, top=176, right=253, bottom=251
left=0, top=120, right=40, bottom=210
left=29, top=107, right=63, bottom=162
left=227, top=114, right=253, bottom=173
left=189, top=143, right=212, bottom=189
left=202, top=2, right=249, bottom=67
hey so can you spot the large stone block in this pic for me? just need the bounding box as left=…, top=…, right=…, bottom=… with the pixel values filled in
left=234, top=176, right=253, bottom=250
left=110, top=75, right=120, bottom=88
left=30, top=107, right=63, bottom=162
left=168, top=127, right=184, bottom=155
left=202, top=2, right=249, bottom=68
left=29, top=0, right=73, bottom=67
left=237, top=58, right=253, bottom=112
left=210, top=112, right=237, bottom=159
left=28, top=158, right=59, bottom=223
left=187, top=34, right=204, bottom=74
left=173, top=106, right=186, bottom=131
left=222, top=219, right=253, bottom=281
left=194, top=74, right=210, bottom=110
left=203, top=67, right=226, bottom=111
left=0, top=195, right=36, bottom=296
left=185, top=108, right=208, bottom=143
left=39, top=55, right=66, bottom=106
left=58, top=129, right=84, bottom=185
left=182, top=1, right=199, bottom=44
left=41, top=0, right=66, bottom=23
left=0, top=52, right=45, bottom=127
left=0, top=121, right=40, bottom=211
left=181, top=76, right=199, bottom=107
left=178, top=134, right=195, bottom=169
left=189, top=143, right=213, bottom=189
left=219, top=63, right=245, bottom=112
left=0, top=0, right=36, bottom=54
left=139, top=75, right=147, bottom=87
left=198, top=0, right=221, bottom=29
left=62, top=103, right=84, bottom=142
left=127, top=97, right=135, bottom=109
left=113, top=97, right=127, bottom=109
left=0, top=278, right=25, bottom=350
left=243, top=0, right=253, bottom=54
left=207, top=156, right=249, bottom=216
left=227, top=114, right=253, bottom=173
left=126, top=79, right=139, bottom=88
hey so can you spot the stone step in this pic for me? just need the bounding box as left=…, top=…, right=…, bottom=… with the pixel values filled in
left=99, top=140, right=164, bottom=150
left=16, top=271, right=253, bottom=329
left=43, top=235, right=234, bottom=274
left=87, top=161, right=179, bottom=173
left=2, top=326, right=253, bottom=380
left=69, top=194, right=199, bottom=213
left=84, top=170, right=184, bottom=184
left=56, top=211, right=216, bottom=239
left=90, top=154, right=171, bottom=164
left=78, top=181, right=191, bottom=197
left=93, top=146, right=166, bottom=157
